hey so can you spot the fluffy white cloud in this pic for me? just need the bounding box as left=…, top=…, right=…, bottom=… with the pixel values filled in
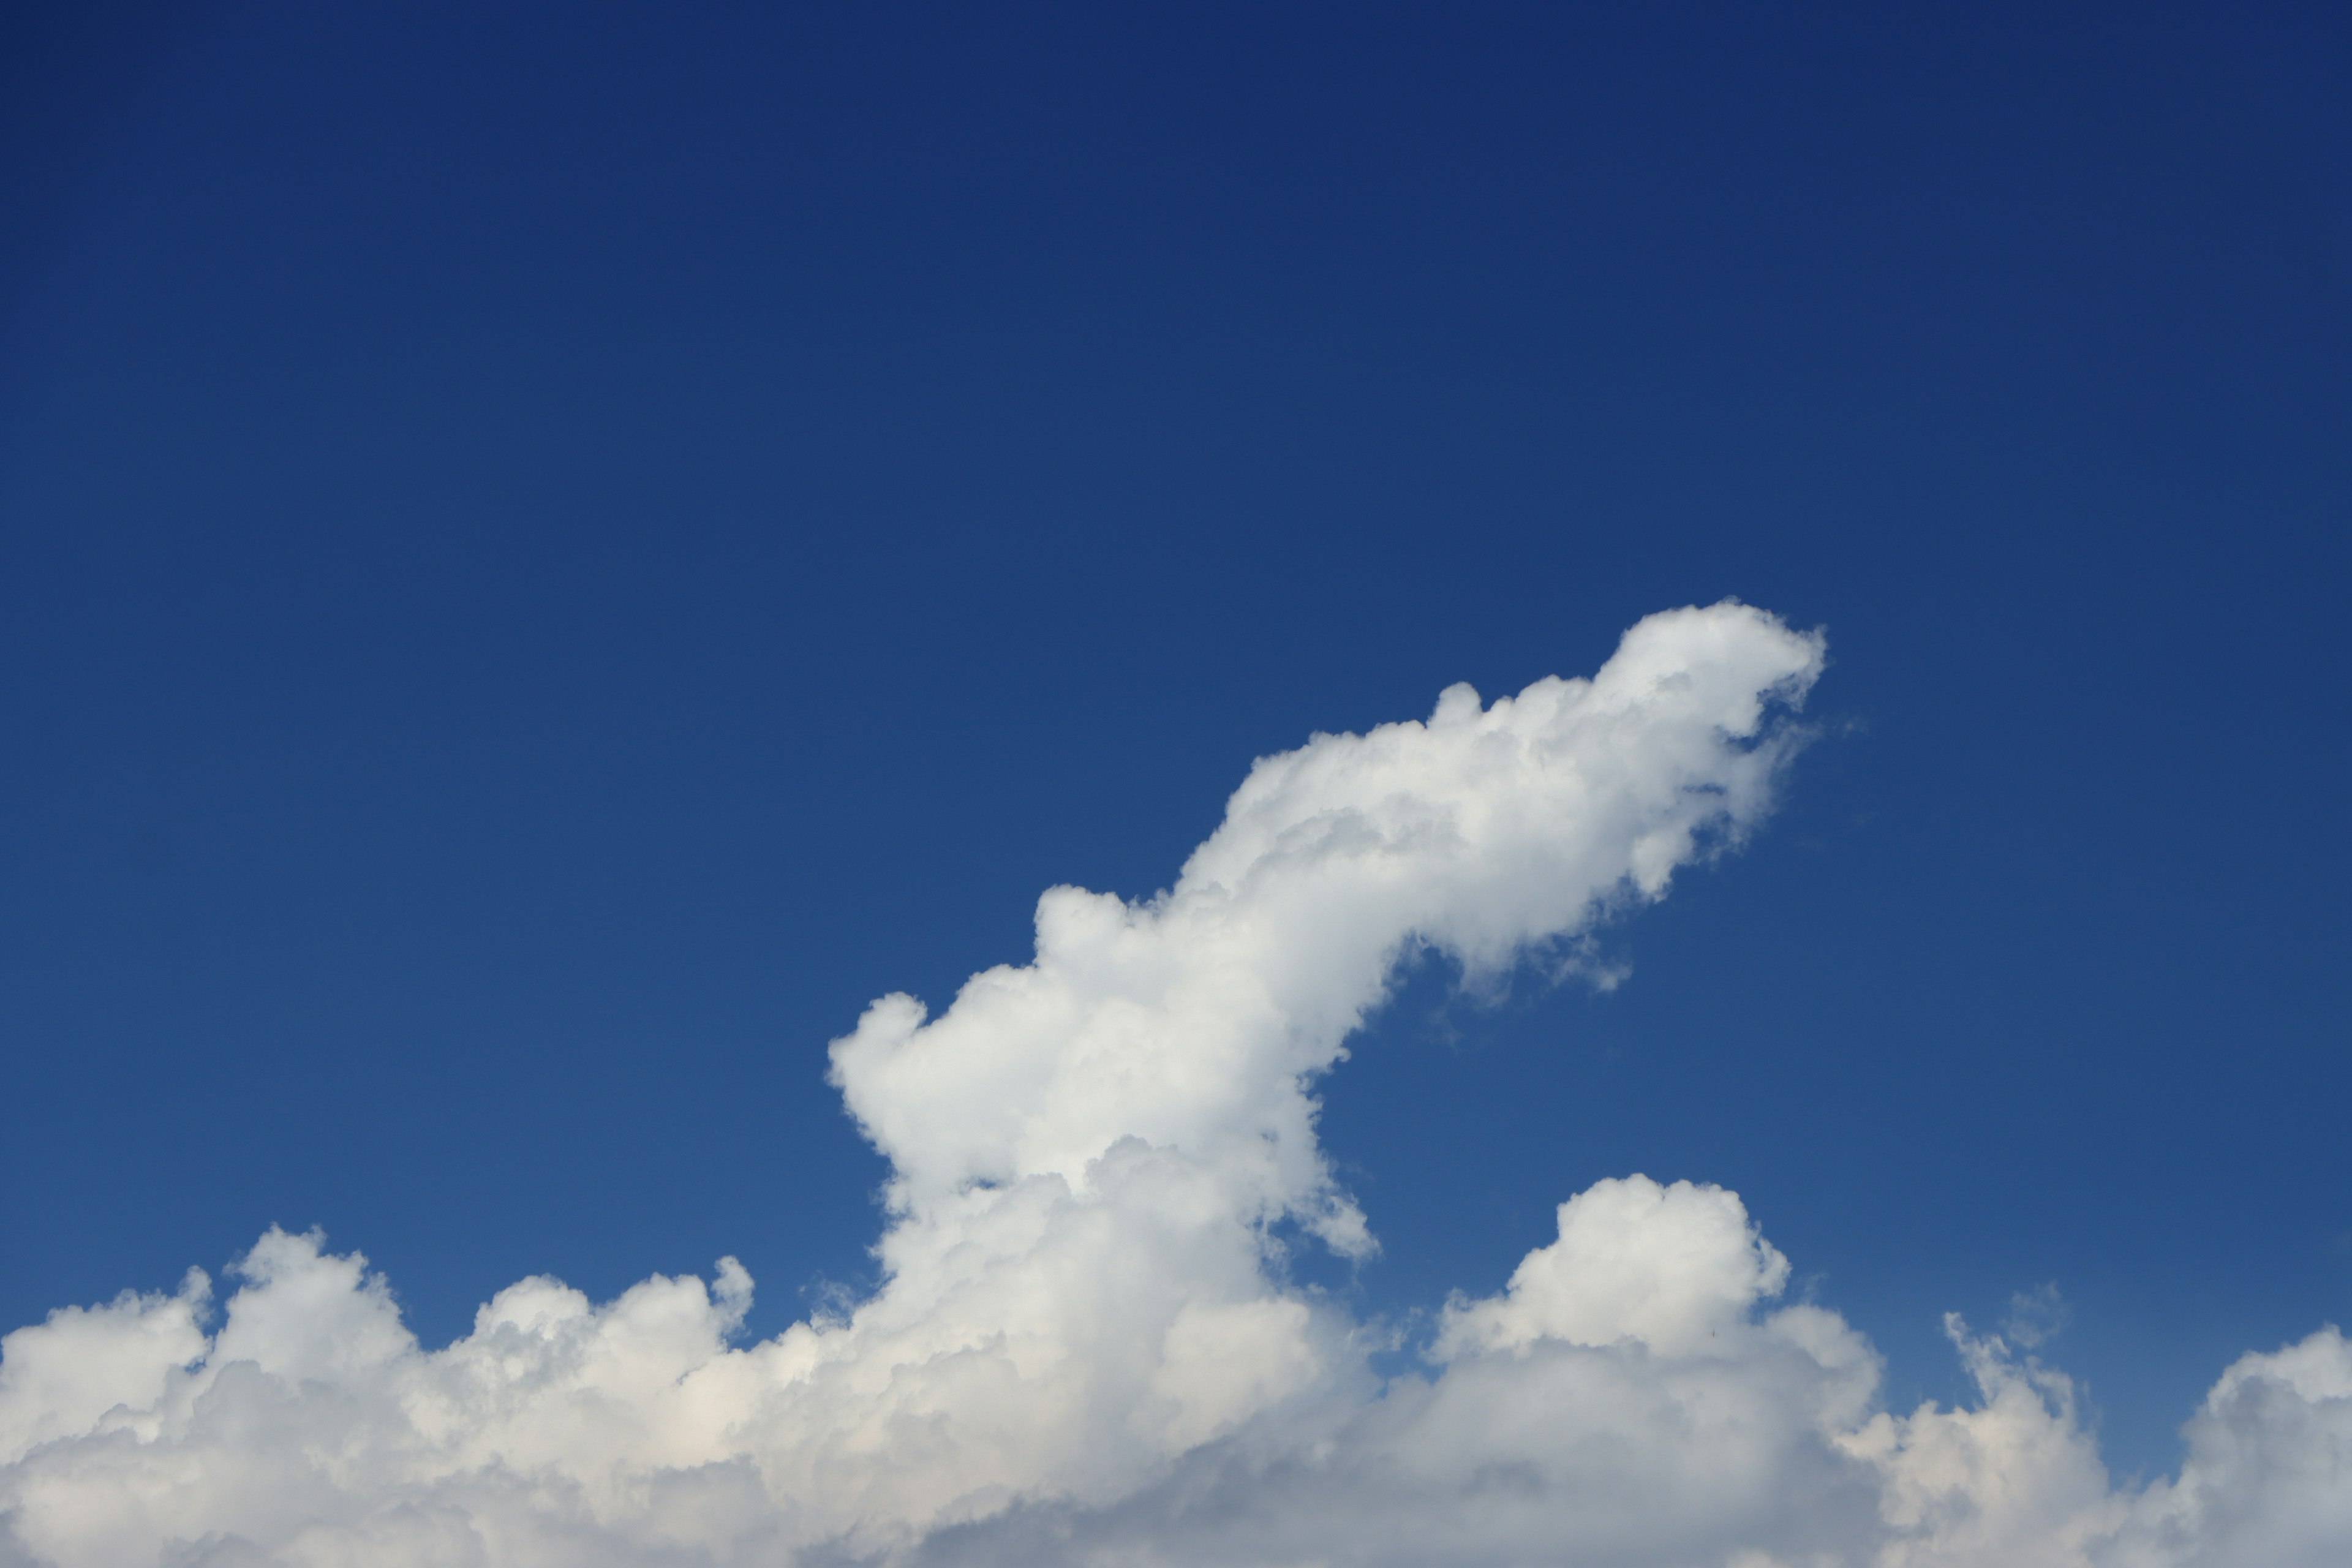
left=2, top=601, right=2343, bottom=1567
left=2101, top=1328, right=2352, bottom=1567
left=1436, top=1175, right=1795, bottom=1359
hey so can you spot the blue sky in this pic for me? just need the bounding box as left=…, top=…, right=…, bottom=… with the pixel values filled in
left=2, top=4, right=2349, bottom=1559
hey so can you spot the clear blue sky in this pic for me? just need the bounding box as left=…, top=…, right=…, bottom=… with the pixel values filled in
left=3, top=1, right=2346, bottom=1487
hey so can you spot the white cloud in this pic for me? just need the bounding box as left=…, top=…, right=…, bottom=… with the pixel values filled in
left=2102, top=1328, right=2352, bottom=1567
left=1434, top=1175, right=1795, bottom=1360
left=2, top=601, right=2343, bottom=1567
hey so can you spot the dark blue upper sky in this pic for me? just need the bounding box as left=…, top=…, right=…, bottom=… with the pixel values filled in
left=3, top=1, right=2346, bottom=1480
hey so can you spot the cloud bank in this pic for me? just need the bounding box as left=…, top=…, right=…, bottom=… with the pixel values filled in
left=4, top=603, right=2345, bottom=1567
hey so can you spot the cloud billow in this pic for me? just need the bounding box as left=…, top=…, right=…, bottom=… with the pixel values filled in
left=2, top=602, right=2345, bottom=1567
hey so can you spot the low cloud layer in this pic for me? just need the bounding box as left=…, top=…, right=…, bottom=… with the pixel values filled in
left=4, top=603, right=2345, bottom=1567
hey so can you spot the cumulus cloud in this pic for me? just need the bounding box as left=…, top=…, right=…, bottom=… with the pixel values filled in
left=2, top=601, right=2344, bottom=1567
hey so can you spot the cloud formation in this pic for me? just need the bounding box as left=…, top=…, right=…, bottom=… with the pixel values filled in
left=3, top=602, right=2345, bottom=1567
